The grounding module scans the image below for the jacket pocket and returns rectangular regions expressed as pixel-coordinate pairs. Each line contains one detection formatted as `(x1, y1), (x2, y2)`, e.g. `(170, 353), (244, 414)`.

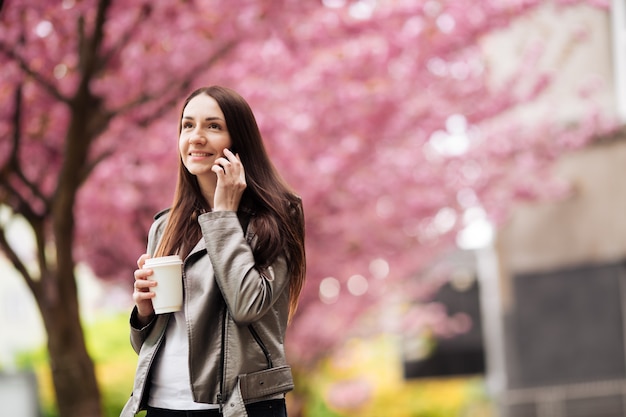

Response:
(248, 324), (273, 369)
(238, 365), (294, 401)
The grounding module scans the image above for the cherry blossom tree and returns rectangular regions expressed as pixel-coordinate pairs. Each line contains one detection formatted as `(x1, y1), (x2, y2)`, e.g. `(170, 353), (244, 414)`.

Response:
(0, 0), (614, 415)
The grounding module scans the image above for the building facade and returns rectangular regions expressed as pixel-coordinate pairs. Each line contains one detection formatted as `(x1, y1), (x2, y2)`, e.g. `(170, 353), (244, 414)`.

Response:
(480, 2), (626, 416)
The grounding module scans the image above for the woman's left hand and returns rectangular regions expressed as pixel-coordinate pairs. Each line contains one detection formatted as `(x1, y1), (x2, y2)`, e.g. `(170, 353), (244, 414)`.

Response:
(212, 148), (247, 211)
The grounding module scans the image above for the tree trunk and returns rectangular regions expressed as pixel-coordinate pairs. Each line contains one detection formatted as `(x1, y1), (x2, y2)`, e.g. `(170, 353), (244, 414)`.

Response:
(35, 87), (105, 415)
(39, 290), (102, 417)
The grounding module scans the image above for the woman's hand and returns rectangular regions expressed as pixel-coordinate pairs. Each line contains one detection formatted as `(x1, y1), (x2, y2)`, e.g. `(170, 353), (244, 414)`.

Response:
(211, 148), (246, 211)
(132, 253), (156, 326)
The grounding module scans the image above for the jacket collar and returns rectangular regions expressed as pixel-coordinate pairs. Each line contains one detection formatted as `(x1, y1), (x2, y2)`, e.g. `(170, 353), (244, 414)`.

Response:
(186, 237), (206, 261)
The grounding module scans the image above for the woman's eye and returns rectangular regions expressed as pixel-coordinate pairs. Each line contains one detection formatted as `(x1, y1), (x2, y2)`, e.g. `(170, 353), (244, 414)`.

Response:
(208, 123), (221, 130)
(182, 122), (193, 129)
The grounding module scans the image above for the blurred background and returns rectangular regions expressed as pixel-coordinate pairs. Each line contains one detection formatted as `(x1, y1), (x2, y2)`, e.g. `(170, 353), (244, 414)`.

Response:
(1, 0), (625, 416)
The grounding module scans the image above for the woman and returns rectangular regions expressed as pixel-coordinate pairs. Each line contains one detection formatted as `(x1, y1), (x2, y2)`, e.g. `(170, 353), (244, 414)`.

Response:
(121, 86), (306, 417)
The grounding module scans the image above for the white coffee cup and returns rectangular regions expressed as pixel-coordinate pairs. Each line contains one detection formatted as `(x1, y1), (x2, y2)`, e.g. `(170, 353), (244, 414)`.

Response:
(144, 255), (183, 314)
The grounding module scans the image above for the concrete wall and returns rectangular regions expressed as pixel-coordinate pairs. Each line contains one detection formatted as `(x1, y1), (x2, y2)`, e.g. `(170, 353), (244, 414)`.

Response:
(477, 4), (626, 416)
(497, 135), (626, 309)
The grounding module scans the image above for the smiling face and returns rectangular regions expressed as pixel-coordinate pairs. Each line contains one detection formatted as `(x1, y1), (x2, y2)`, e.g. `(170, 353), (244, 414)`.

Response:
(179, 93), (232, 186)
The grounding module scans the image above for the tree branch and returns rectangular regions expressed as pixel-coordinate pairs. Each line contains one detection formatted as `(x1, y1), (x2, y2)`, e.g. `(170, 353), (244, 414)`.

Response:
(0, 84), (51, 217)
(0, 43), (69, 104)
(79, 148), (115, 186)
(77, 0), (111, 88)
(113, 39), (239, 124)
(98, 3), (152, 69)
(0, 220), (39, 296)
(590, 125), (626, 146)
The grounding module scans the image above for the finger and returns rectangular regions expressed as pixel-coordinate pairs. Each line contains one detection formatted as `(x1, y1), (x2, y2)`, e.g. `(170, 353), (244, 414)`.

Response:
(137, 253), (150, 269)
(132, 290), (155, 304)
(221, 150), (242, 169)
(220, 160), (233, 172)
(134, 278), (156, 291)
(223, 149), (243, 168)
(223, 148), (235, 159)
(212, 163), (226, 176)
(134, 268), (152, 280)
(224, 152), (242, 173)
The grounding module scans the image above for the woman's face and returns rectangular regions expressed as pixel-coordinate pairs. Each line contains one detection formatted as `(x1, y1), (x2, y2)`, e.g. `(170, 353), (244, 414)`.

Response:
(179, 94), (232, 182)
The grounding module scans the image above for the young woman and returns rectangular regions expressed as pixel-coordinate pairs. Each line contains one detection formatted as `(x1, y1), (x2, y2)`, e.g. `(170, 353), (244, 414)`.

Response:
(121, 86), (306, 417)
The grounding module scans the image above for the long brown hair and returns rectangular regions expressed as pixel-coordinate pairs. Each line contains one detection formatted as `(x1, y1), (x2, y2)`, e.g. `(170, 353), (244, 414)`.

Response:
(155, 86), (306, 319)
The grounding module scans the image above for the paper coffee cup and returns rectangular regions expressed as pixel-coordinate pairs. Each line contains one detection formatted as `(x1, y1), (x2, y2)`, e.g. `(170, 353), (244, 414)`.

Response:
(144, 255), (183, 314)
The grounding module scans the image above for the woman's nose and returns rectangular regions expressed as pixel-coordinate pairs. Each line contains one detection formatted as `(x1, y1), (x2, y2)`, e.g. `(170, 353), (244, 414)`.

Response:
(189, 134), (206, 145)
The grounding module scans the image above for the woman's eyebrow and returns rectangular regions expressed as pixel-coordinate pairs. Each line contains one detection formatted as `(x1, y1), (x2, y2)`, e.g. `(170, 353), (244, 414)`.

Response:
(181, 115), (224, 122)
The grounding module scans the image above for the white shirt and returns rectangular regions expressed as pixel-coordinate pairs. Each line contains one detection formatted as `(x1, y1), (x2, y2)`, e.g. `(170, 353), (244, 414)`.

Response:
(148, 309), (219, 410)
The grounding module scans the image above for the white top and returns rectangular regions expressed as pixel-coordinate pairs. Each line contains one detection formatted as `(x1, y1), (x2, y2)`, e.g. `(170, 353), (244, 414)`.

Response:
(148, 309), (219, 410)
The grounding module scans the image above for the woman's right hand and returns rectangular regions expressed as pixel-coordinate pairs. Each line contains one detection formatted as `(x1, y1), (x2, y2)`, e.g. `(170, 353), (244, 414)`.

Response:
(132, 253), (156, 325)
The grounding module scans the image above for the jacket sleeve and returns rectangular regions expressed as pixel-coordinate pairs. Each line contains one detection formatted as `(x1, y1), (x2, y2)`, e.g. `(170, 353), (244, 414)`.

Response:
(128, 213), (167, 352)
(198, 211), (290, 325)
(129, 306), (156, 354)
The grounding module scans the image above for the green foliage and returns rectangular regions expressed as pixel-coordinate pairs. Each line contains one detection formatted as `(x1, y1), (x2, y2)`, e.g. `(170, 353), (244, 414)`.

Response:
(297, 335), (494, 417)
(303, 394), (344, 417)
(84, 312), (138, 417)
(14, 346), (48, 370)
(18, 314), (494, 417)
(17, 312), (137, 417)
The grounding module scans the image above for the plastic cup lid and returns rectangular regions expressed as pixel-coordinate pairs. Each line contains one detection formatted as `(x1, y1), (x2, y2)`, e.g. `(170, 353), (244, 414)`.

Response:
(144, 255), (183, 266)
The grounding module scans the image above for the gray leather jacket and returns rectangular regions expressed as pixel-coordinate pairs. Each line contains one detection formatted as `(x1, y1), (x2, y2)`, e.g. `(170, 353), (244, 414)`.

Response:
(120, 210), (294, 417)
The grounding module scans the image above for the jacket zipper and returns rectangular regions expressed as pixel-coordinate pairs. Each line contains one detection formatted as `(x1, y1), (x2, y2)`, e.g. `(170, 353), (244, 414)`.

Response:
(248, 324), (273, 369)
(218, 305), (227, 413)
